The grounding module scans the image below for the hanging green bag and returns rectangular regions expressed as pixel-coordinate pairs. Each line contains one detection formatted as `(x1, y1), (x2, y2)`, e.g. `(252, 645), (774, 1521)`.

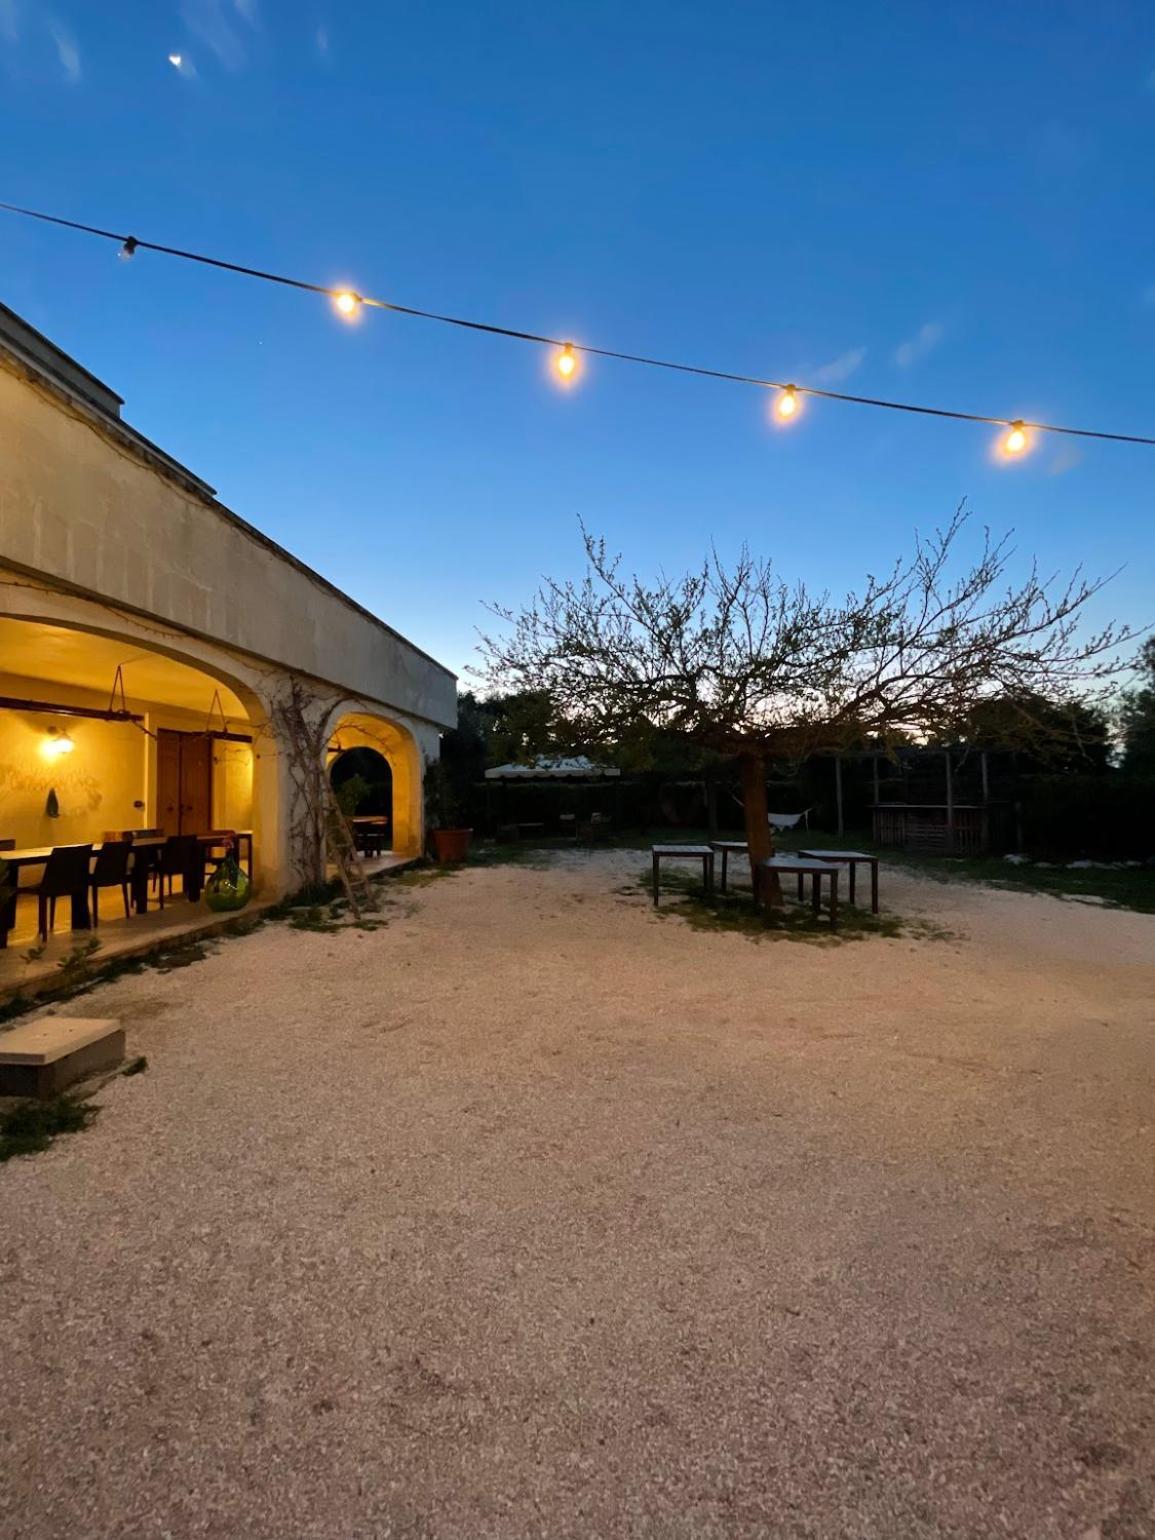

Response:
(204, 853), (251, 912)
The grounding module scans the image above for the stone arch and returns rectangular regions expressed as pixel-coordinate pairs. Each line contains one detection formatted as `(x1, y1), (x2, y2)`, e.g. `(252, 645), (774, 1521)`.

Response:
(0, 576), (293, 890)
(323, 706), (427, 859)
(329, 745), (392, 820)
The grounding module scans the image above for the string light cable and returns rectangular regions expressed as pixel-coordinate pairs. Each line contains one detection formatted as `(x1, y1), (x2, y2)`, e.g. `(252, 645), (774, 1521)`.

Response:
(2, 198), (1152, 453)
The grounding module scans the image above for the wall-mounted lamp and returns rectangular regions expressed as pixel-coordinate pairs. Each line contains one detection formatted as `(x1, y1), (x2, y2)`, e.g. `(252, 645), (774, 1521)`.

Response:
(41, 726), (75, 759)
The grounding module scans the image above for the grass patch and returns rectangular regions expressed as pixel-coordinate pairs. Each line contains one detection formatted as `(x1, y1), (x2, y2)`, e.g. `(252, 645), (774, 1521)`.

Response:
(777, 832), (1155, 914)
(0, 1095), (99, 1163)
(469, 841), (558, 870)
(585, 824), (1155, 915)
(288, 904), (344, 933)
(635, 864), (949, 945)
(391, 863), (459, 888)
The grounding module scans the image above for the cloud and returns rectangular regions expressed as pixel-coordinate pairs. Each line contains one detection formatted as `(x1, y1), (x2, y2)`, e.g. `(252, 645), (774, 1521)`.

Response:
(0, 0), (18, 44)
(810, 346), (867, 386)
(48, 18), (79, 81)
(168, 50), (197, 77)
(180, 0), (257, 69)
(894, 321), (943, 368)
(1046, 442), (1083, 477)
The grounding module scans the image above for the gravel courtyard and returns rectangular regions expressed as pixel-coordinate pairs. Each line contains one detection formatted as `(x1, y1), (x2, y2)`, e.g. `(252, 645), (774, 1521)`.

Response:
(1, 851), (1152, 1539)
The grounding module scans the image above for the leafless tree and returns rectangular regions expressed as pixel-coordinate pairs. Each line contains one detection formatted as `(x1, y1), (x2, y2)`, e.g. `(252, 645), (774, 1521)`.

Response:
(480, 505), (1129, 901)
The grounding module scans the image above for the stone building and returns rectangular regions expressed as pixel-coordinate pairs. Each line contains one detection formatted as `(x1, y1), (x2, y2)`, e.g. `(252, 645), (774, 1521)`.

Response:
(0, 301), (456, 905)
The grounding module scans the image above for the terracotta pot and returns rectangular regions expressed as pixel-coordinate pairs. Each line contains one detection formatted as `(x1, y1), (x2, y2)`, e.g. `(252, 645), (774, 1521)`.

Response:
(431, 827), (472, 864)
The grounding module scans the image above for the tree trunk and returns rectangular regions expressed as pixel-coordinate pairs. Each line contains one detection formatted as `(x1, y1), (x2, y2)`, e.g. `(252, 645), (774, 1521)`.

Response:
(739, 751), (781, 907)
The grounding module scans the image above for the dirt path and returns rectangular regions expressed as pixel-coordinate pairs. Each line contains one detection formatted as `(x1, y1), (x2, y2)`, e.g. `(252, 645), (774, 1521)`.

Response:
(1, 853), (1152, 1539)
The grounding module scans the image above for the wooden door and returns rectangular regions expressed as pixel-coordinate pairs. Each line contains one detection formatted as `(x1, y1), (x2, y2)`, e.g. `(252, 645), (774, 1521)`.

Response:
(156, 730), (183, 836)
(156, 730), (213, 835)
(180, 735), (213, 835)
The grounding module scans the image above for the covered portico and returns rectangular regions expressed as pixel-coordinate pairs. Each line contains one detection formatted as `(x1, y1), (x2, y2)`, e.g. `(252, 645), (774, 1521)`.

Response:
(0, 300), (456, 984)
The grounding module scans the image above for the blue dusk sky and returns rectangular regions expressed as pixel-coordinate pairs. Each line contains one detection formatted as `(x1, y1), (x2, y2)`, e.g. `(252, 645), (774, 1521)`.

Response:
(1, 0), (1153, 681)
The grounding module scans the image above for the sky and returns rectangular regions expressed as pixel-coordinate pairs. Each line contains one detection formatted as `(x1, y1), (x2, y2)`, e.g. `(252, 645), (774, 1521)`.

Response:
(1, 0), (1153, 682)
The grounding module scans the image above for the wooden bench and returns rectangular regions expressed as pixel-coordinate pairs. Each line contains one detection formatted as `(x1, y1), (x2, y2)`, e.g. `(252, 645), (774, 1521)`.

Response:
(0, 1017), (124, 1098)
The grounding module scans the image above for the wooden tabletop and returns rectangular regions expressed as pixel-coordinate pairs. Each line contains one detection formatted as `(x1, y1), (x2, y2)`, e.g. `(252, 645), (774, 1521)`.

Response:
(759, 856), (840, 874)
(799, 848), (876, 863)
(1, 832), (252, 867)
(652, 844), (715, 856)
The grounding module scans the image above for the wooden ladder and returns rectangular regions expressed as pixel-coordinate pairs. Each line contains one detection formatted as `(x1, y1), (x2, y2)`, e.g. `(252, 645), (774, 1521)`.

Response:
(321, 780), (377, 920)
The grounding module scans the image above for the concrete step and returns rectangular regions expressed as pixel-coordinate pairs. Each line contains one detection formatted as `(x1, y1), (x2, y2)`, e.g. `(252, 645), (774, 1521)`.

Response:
(0, 1017), (124, 1098)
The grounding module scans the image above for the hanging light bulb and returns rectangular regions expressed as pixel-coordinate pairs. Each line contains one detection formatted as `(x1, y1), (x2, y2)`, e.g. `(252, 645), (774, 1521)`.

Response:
(332, 290), (362, 320)
(119, 237), (138, 261)
(555, 343), (579, 381)
(774, 384), (801, 421)
(1002, 420), (1029, 456)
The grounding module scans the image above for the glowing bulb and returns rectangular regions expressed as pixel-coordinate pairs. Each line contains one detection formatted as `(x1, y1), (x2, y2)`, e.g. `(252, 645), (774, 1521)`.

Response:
(774, 384), (801, 421)
(555, 343), (578, 381)
(1003, 420), (1028, 456)
(333, 290), (361, 319)
(42, 728), (74, 759)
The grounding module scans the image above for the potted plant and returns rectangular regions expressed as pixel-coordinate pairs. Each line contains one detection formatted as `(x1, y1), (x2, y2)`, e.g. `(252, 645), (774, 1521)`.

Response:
(425, 760), (472, 863)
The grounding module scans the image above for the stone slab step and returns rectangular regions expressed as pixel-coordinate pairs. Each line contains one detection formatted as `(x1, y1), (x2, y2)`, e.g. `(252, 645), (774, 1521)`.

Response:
(0, 1017), (124, 1098)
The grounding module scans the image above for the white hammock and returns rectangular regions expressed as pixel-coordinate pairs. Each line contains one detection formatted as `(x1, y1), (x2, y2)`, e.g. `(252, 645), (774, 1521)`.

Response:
(769, 809), (811, 831)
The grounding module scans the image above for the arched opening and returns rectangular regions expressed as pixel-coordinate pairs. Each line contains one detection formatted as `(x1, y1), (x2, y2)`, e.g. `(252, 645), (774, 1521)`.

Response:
(329, 746), (393, 841)
(324, 710), (424, 860)
(0, 616), (256, 845)
(0, 607), (270, 952)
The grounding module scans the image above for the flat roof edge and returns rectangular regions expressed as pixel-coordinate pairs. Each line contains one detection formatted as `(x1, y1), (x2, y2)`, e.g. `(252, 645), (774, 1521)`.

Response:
(0, 338), (458, 686)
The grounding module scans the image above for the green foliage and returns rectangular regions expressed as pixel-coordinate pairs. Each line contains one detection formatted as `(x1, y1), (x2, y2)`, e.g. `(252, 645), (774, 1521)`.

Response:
(423, 758), (461, 830)
(1120, 638), (1155, 776)
(55, 937), (101, 985)
(0, 1096), (99, 1163)
(957, 692), (1112, 772)
(334, 772), (372, 818)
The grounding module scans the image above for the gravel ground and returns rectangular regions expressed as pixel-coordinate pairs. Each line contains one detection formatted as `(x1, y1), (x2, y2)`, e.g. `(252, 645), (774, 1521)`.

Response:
(1, 851), (1152, 1540)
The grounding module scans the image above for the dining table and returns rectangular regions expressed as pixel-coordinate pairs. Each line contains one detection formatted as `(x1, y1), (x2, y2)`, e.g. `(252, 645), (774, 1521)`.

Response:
(0, 837), (166, 949)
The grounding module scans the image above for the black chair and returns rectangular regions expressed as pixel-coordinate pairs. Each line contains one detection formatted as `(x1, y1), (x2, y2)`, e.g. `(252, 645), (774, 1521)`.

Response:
(25, 844), (93, 942)
(89, 840), (132, 926)
(156, 835), (203, 907)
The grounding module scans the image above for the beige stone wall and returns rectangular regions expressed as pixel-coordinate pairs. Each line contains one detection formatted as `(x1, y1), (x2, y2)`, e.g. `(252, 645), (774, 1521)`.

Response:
(0, 358), (456, 733)
(0, 338), (458, 895)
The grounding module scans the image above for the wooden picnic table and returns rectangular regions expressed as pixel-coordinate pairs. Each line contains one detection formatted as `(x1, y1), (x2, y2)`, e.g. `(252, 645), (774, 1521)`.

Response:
(798, 848), (879, 913)
(651, 844), (715, 906)
(758, 856), (840, 929)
